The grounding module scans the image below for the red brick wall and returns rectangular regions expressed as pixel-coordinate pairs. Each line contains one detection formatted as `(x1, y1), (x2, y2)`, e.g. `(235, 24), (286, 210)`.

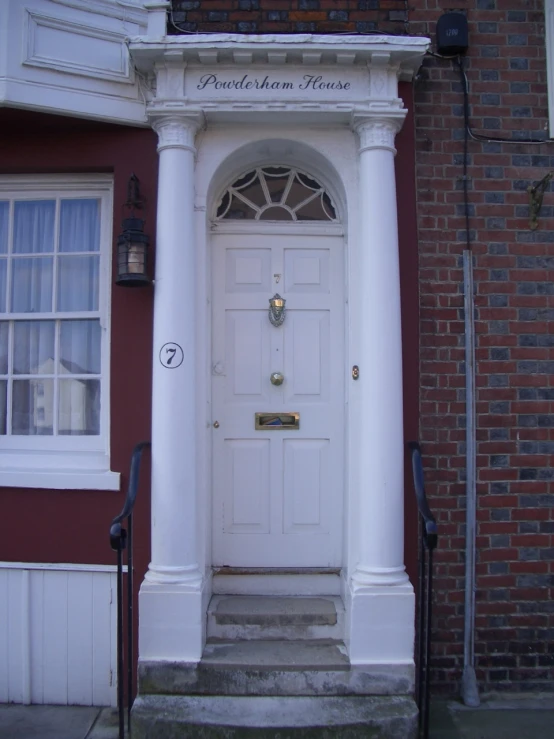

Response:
(411, 0), (554, 694)
(168, 0), (554, 694)
(169, 0), (408, 33)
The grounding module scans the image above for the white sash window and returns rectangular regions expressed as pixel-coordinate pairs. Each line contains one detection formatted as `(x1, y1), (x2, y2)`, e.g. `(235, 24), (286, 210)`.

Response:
(0, 176), (118, 490)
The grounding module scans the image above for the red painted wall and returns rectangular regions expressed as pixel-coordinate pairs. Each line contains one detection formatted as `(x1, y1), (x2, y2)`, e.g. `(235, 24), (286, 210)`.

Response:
(397, 84), (421, 588)
(0, 110), (157, 588)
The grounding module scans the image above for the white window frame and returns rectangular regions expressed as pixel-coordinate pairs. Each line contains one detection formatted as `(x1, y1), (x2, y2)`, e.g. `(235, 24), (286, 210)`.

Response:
(0, 174), (119, 490)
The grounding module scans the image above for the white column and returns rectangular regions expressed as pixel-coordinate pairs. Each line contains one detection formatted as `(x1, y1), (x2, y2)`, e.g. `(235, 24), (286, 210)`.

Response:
(139, 114), (205, 663)
(348, 115), (415, 668)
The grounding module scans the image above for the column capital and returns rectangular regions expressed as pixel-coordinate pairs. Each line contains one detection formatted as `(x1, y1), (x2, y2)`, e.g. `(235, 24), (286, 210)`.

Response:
(351, 114), (406, 155)
(151, 113), (203, 154)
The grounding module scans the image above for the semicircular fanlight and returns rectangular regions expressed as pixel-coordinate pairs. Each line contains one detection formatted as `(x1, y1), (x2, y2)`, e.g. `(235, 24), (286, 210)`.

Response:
(215, 167), (337, 222)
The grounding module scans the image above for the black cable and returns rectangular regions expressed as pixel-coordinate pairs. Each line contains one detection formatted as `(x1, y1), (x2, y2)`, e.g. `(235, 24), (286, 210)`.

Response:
(455, 55), (548, 145)
(457, 56), (472, 254)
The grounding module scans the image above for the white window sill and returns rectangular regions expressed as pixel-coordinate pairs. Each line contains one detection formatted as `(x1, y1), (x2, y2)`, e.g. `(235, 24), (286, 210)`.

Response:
(0, 469), (121, 491)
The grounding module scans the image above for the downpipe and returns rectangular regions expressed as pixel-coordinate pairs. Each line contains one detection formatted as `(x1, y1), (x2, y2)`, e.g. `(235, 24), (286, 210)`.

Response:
(461, 250), (480, 707)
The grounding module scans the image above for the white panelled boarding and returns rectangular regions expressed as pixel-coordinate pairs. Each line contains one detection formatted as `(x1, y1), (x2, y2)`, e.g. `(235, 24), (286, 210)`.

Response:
(0, 563), (117, 706)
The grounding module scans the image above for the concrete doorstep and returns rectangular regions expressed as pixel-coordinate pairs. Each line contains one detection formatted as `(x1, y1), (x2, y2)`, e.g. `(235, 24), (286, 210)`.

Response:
(2, 693), (554, 739)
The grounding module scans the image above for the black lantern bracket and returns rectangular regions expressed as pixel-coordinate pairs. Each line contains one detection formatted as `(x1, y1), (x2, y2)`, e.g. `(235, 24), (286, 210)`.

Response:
(116, 174), (152, 287)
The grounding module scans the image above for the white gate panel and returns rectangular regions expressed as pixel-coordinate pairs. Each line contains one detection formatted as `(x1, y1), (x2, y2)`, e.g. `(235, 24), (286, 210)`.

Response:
(0, 563), (117, 706)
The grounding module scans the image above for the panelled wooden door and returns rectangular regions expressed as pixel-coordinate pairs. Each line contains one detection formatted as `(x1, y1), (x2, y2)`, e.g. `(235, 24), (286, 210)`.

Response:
(212, 230), (345, 567)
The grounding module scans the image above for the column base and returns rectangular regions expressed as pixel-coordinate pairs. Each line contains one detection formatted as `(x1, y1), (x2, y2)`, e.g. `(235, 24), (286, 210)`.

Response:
(347, 579), (415, 666)
(139, 576), (209, 662)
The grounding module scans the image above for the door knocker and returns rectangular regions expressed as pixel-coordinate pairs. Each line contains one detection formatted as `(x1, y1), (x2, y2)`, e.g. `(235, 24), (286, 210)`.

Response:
(268, 294), (286, 327)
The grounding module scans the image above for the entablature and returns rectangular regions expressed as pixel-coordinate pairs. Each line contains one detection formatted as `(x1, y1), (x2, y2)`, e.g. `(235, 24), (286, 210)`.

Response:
(129, 33), (429, 127)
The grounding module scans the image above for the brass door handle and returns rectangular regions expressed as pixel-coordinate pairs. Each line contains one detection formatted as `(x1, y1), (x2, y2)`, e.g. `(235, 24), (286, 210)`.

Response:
(213, 421), (220, 428)
(270, 372), (284, 386)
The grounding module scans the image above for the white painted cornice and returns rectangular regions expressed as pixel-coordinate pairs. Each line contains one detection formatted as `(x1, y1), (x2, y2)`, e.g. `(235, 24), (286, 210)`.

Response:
(130, 34), (430, 81)
(129, 33), (429, 126)
(51, 0), (148, 24)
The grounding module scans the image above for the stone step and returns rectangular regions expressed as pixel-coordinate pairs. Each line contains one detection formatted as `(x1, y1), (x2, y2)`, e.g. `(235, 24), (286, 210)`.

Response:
(131, 694), (418, 738)
(138, 640), (414, 697)
(207, 595), (345, 641)
(212, 568), (341, 596)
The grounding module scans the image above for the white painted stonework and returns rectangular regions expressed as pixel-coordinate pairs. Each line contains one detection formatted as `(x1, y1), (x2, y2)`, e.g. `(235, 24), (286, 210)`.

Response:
(130, 23), (429, 671)
(0, 0), (149, 124)
(0, 0), (430, 680)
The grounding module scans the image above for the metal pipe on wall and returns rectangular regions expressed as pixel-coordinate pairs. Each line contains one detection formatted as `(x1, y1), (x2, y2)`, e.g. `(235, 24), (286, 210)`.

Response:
(461, 249), (480, 707)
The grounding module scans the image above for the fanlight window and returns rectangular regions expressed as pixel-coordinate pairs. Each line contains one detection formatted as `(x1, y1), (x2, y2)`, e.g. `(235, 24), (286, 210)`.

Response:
(216, 167), (337, 222)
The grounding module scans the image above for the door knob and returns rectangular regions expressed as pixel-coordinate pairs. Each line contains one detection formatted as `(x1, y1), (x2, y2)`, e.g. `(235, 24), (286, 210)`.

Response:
(270, 372), (284, 386)
(213, 421), (220, 428)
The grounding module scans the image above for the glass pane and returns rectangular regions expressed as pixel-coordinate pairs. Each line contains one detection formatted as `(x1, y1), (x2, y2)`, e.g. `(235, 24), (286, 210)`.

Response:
(286, 178), (318, 209)
(262, 166), (290, 177)
(0, 202), (8, 254)
(57, 255), (99, 311)
(12, 378), (54, 435)
(233, 170), (258, 190)
(13, 201), (55, 254)
(0, 380), (6, 434)
(216, 191), (231, 218)
(225, 195), (257, 220)
(296, 172), (321, 190)
(11, 257), (53, 312)
(60, 320), (101, 375)
(236, 175), (267, 208)
(59, 378), (100, 435)
(14, 321), (55, 375)
(60, 199), (100, 253)
(295, 195), (329, 221)
(260, 206), (294, 221)
(0, 258), (6, 313)
(264, 175), (290, 204)
(0, 323), (7, 374)
(322, 191), (336, 220)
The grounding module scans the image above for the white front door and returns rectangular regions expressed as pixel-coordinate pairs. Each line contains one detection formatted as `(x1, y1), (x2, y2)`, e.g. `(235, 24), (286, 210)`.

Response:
(212, 229), (345, 567)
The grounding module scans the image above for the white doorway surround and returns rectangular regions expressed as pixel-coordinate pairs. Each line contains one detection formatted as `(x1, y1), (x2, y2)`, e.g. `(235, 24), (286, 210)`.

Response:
(130, 22), (429, 672)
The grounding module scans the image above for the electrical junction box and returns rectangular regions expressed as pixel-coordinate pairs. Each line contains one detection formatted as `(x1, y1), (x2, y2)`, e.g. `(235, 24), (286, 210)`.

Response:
(436, 12), (469, 56)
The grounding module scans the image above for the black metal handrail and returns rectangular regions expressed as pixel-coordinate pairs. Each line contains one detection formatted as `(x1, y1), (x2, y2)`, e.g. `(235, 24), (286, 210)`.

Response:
(408, 441), (438, 739)
(110, 441), (151, 739)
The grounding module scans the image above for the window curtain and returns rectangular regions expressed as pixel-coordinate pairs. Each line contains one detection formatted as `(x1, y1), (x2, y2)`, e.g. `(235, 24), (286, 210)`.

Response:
(9, 199), (101, 436)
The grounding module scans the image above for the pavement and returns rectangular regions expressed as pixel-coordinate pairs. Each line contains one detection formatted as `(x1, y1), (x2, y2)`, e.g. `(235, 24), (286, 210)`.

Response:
(1, 694), (554, 738)
(429, 694), (554, 739)
(0, 705), (121, 739)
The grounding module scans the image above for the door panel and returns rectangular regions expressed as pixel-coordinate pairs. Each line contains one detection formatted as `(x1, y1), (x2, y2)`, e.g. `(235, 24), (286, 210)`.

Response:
(212, 232), (344, 567)
(226, 311), (271, 401)
(285, 311), (329, 401)
(224, 439), (270, 533)
(283, 438), (329, 531)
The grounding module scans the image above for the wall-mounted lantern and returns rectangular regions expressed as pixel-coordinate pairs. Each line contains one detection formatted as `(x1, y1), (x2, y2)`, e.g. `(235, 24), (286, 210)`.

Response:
(116, 174), (151, 287)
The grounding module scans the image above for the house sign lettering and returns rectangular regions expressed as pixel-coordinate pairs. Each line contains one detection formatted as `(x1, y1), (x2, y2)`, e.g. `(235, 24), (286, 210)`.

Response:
(197, 73), (352, 92)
